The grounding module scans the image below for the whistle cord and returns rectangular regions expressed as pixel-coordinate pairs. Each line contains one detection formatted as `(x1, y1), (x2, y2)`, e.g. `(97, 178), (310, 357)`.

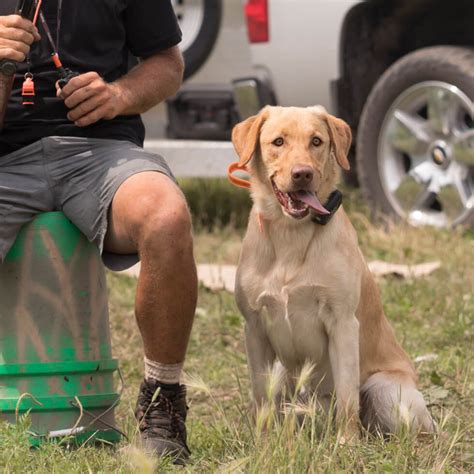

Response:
(56, 0), (63, 52)
(31, 1), (79, 91)
(38, 10), (57, 56)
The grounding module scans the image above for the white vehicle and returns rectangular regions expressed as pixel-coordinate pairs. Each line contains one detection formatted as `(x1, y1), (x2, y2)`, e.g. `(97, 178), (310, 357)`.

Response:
(170, 0), (223, 80)
(147, 0), (474, 228)
(245, 0), (474, 228)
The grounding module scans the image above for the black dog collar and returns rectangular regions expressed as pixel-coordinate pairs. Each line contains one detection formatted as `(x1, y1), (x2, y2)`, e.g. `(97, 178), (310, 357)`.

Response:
(310, 189), (343, 225)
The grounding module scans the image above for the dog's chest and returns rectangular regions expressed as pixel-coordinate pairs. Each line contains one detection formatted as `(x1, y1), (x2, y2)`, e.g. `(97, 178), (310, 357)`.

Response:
(257, 282), (332, 369)
(238, 216), (360, 371)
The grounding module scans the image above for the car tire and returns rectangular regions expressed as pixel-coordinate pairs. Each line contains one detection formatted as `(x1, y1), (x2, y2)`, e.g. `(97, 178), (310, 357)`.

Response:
(356, 46), (474, 227)
(173, 0), (222, 80)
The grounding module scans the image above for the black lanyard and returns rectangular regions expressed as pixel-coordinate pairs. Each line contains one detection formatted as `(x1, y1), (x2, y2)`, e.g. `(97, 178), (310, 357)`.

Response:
(21, 0), (78, 106)
(37, 1), (78, 88)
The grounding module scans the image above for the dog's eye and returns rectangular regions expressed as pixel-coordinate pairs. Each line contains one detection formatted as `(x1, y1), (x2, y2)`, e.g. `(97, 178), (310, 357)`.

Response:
(272, 137), (284, 146)
(312, 137), (322, 147)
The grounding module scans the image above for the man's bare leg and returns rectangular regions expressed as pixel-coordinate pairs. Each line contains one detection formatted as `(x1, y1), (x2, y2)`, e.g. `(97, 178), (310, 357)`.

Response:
(104, 171), (197, 462)
(105, 171), (197, 363)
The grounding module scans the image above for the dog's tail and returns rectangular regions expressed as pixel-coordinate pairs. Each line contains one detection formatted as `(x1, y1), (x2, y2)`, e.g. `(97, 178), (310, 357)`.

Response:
(360, 371), (436, 434)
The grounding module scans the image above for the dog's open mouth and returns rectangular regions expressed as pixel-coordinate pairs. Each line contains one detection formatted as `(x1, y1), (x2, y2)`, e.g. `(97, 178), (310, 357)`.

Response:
(272, 181), (330, 219)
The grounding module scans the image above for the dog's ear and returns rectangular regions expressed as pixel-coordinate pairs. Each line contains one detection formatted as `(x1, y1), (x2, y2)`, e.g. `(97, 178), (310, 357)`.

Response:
(232, 108), (269, 167)
(324, 114), (352, 171)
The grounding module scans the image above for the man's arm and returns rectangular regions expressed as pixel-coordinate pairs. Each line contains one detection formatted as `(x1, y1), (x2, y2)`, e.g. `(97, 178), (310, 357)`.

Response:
(58, 45), (184, 128)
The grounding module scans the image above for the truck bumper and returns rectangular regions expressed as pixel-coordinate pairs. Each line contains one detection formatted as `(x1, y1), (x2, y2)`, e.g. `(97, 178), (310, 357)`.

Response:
(144, 139), (237, 178)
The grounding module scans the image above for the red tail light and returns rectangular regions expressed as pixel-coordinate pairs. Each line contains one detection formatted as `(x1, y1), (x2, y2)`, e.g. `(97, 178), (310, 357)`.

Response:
(245, 0), (269, 43)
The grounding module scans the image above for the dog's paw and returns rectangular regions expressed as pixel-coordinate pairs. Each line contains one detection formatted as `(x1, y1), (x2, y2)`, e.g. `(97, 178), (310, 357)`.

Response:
(338, 420), (360, 445)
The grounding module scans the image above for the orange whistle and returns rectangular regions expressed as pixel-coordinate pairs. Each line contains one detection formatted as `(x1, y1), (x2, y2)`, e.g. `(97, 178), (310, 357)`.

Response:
(22, 76), (35, 106)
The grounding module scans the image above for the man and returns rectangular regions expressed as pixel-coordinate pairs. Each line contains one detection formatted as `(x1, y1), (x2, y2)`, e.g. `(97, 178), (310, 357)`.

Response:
(0, 0), (197, 464)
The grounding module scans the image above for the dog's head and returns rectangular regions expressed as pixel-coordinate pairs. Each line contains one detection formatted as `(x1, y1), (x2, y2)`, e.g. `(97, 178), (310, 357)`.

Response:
(232, 106), (351, 220)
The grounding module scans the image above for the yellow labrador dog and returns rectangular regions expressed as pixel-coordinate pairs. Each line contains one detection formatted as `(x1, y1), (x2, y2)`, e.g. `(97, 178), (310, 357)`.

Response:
(231, 105), (435, 436)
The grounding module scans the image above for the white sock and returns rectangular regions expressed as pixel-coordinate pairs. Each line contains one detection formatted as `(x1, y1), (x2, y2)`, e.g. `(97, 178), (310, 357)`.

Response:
(144, 357), (183, 385)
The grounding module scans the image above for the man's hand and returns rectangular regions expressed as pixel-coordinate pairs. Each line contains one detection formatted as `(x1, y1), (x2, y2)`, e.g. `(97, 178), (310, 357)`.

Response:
(57, 72), (129, 127)
(58, 46), (183, 126)
(0, 15), (40, 63)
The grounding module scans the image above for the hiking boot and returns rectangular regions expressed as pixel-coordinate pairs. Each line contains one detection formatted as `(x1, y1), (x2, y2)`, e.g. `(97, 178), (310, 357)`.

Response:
(135, 379), (191, 465)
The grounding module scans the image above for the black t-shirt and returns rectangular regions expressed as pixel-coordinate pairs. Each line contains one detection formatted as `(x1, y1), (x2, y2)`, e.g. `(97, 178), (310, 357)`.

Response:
(0, 0), (181, 157)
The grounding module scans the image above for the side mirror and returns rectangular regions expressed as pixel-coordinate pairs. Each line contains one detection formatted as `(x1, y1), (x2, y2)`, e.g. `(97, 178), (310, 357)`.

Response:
(232, 76), (276, 120)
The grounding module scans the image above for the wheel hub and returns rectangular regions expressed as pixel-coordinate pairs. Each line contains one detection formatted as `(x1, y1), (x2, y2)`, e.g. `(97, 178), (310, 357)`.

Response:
(378, 81), (474, 227)
(430, 142), (449, 167)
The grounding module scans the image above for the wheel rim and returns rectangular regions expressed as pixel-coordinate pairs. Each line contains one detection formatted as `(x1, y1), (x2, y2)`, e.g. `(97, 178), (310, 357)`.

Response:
(172, 0), (205, 52)
(378, 81), (474, 227)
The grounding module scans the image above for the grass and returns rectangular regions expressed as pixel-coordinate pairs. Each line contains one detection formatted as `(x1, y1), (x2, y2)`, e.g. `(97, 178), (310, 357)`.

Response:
(1, 182), (473, 472)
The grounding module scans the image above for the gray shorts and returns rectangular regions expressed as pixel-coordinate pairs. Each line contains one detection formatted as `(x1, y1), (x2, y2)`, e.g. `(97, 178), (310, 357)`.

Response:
(0, 136), (176, 270)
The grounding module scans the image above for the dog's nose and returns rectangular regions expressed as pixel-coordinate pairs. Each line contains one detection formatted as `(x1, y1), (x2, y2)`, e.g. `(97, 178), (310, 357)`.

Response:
(291, 165), (314, 187)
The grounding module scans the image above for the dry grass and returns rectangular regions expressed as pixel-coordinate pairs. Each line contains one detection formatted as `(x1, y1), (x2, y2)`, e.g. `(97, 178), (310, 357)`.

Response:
(1, 184), (473, 472)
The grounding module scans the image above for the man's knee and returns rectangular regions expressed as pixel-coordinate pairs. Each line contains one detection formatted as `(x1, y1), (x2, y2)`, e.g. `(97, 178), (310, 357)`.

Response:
(106, 172), (194, 255)
(138, 193), (193, 255)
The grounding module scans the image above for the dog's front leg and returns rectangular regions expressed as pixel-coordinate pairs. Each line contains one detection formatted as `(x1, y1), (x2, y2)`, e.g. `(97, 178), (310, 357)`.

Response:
(245, 319), (276, 408)
(327, 314), (360, 439)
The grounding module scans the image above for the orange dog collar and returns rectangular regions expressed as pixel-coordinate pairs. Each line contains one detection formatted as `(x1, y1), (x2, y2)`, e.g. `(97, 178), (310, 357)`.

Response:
(227, 161), (251, 189)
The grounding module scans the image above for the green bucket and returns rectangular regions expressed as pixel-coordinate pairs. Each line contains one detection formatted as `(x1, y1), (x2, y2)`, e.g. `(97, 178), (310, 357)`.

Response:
(0, 212), (121, 445)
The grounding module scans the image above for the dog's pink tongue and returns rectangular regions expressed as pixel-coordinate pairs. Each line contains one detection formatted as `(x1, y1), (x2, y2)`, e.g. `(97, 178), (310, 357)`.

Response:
(293, 191), (330, 215)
